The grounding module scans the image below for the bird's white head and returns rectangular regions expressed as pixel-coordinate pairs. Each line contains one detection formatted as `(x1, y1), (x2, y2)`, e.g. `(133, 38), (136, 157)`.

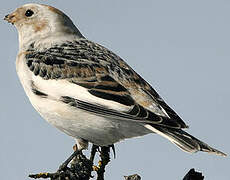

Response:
(4, 3), (84, 50)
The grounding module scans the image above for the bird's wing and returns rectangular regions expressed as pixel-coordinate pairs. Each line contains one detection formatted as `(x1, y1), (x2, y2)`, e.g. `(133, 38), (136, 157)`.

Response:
(25, 39), (188, 129)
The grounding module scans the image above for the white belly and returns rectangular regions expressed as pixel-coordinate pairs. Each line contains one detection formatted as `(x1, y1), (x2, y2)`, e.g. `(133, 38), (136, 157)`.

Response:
(31, 97), (151, 145)
(16, 53), (151, 146)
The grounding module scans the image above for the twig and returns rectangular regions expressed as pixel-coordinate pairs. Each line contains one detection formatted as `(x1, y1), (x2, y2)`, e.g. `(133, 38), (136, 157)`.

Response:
(29, 152), (93, 180)
(29, 172), (63, 179)
(124, 174), (141, 180)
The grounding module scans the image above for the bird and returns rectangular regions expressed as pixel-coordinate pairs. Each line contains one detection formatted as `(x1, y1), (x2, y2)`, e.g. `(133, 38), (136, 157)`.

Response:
(4, 3), (226, 160)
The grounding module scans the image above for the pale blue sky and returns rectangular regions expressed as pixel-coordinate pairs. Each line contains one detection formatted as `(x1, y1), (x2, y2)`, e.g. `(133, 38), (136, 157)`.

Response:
(0, 0), (229, 179)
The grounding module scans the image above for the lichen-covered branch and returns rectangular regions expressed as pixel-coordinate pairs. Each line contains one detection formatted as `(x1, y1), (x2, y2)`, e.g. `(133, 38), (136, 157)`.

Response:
(124, 174), (141, 180)
(29, 152), (93, 180)
(29, 149), (204, 180)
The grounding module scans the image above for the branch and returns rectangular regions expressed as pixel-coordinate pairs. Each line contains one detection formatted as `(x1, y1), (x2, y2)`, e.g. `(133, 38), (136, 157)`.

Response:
(124, 174), (141, 180)
(29, 149), (204, 180)
(183, 168), (204, 180)
(29, 152), (93, 180)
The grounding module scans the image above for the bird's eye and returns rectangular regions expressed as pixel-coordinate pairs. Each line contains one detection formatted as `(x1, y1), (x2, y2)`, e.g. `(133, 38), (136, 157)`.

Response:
(25, 9), (34, 17)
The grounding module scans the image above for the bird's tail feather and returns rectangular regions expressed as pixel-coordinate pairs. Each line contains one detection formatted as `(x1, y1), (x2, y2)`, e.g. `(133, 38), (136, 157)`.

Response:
(145, 124), (227, 157)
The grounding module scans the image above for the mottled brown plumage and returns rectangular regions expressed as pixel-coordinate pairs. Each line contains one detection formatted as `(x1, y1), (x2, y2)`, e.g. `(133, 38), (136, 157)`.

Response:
(25, 39), (188, 129)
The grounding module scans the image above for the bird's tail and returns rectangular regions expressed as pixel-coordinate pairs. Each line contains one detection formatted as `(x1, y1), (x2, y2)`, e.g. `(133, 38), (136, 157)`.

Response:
(145, 124), (227, 157)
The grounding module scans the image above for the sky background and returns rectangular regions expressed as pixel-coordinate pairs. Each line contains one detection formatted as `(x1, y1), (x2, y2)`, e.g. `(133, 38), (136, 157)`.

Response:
(0, 0), (229, 179)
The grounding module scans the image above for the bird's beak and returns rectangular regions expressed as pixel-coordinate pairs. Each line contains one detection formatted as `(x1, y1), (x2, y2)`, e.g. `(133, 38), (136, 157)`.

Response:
(4, 13), (16, 24)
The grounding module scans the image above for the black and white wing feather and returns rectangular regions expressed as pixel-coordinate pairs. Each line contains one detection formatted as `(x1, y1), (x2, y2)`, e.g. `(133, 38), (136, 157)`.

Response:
(25, 39), (187, 129)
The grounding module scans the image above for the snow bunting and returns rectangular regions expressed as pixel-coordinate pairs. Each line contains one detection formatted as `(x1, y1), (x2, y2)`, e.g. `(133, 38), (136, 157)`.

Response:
(4, 3), (226, 156)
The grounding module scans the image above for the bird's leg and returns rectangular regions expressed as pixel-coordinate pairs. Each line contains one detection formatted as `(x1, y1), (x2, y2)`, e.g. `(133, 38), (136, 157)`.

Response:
(90, 144), (99, 162)
(73, 144), (78, 152)
(96, 145), (114, 180)
(110, 144), (116, 159)
(91, 145), (100, 172)
(93, 144), (115, 172)
(58, 144), (81, 172)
